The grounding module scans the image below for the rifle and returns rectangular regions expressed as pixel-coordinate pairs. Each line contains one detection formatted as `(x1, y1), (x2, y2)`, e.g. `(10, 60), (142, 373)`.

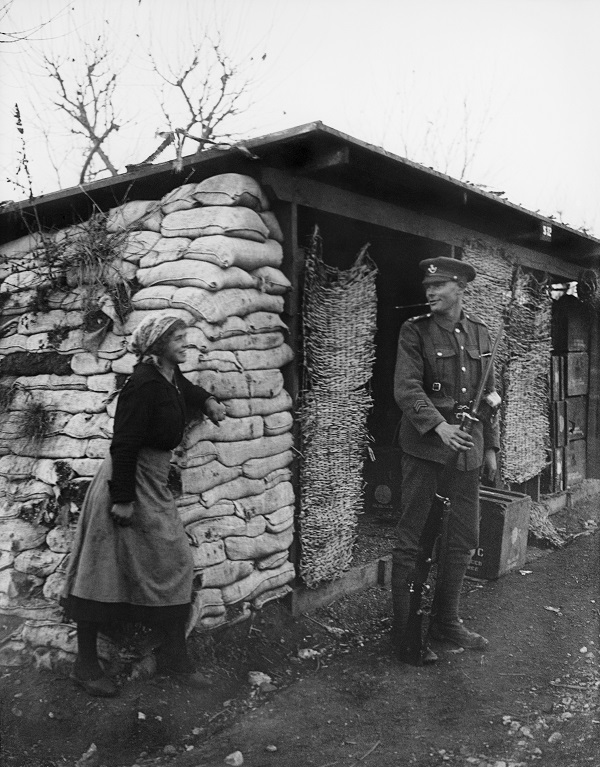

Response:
(400, 326), (503, 666)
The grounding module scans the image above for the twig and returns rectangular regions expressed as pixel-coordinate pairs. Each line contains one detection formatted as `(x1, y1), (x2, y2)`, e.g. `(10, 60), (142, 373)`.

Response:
(350, 740), (381, 765)
(302, 612), (343, 635)
(550, 681), (589, 690)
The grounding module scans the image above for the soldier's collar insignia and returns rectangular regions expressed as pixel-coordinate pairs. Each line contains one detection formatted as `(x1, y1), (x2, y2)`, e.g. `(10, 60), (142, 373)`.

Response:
(428, 264), (437, 274)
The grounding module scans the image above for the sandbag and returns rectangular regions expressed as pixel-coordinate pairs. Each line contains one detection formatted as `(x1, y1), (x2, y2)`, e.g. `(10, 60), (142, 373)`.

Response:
(111, 354), (136, 375)
(181, 462), (242, 495)
(138, 236), (191, 269)
(192, 174), (269, 211)
(0, 456), (54, 480)
(263, 411), (294, 436)
(10, 389), (107, 414)
(185, 235), (283, 270)
(187, 514), (265, 545)
(1, 269), (50, 293)
(188, 590), (226, 627)
(14, 374), (87, 391)
(253, 584), (292, 610)
(175, 440), (218, 469)
(264, 505), (294, 534)
(256, 550), (290, 571)
(259, 211), (284, 242)
(96, 332), (128, 360)
(200, 475), (267, 507)
(0, 233), (43, 260)
(131, 285), (178, 310)
(160, 184), (198, 215)
(251, 266), (292, 295)
(223, 390), (293, 418)
(71, 458), (103, 477)
(106, 200), (163, 233)
(234, 344), (294, 371)
(10, 435), (89, 459)
(197, 559), (254, 588)
(21, 621), (77, 654)
(86, 438), (110, 459)
(86, 374), (117, 393)
(119, 231), (162, 263)
(245, 312), (288, 335)
(170, 287), (284, 324)
(137, 261), (258, 292)
(62, 413), (112, 439)
(182, 415), (264, 448)
(46, 526), (76, 553)
(242, 449), (293, 479)
(214, 433), (293, 467)
(0, 519), (47, 552)
(194, 351), (242, 373)
(233, 482), (295, 520)
(211, 331), (285, 353)
(224, 531), (294, 562)
(0, 289), (37, 316)
(188, 369), (284, 400)
(17, 310), (83, 336)
(197, 315), (249, 341)
(161, 207), (269, 242)
(220, 562), (294, 605)
(13, 549), (65, 577)
(178, 499), (235, 526)
(190, 540), (226, 569)
(42, 571), (67, 602)
(70, 353), (112, 376)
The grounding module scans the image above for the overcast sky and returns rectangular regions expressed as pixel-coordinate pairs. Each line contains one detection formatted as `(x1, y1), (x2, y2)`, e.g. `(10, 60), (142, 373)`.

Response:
(1, 0), (599, 237)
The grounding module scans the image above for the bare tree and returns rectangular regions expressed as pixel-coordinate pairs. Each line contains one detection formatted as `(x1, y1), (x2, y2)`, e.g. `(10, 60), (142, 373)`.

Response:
(138, 33), (253, 170)
(40, 38), (123, 183)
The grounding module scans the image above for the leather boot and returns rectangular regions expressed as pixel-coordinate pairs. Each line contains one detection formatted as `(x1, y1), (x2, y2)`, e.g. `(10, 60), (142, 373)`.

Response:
(429, 550), (488, 651)
(391, 563), (437, 666)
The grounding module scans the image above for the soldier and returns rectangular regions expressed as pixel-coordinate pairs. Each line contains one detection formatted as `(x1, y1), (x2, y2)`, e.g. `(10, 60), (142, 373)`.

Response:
(392, 256), (500, 664)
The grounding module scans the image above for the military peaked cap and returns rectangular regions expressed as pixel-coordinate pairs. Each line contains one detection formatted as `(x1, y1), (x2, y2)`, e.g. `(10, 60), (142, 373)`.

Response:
(419, 257), (477, 285)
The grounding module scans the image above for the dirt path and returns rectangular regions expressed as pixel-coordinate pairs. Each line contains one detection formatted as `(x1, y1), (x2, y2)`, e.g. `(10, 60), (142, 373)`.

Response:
(1, 496), (598, 767)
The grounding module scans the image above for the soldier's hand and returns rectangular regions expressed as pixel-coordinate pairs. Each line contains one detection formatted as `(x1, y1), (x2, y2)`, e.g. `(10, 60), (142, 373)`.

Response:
(481, 448), (497, 483)
(435, 422), (474, 452)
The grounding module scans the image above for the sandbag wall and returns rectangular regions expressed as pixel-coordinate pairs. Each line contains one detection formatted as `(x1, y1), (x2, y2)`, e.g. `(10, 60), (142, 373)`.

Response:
(0, 174), (296, 666)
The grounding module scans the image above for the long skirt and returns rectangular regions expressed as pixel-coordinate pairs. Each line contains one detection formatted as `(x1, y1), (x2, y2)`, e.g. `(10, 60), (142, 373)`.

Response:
(61, 448), (193, 624)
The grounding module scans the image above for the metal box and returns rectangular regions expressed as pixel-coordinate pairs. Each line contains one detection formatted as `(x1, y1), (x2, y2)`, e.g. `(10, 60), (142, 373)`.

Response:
(467, 489), (531, 580)
(363, 446), (402, 518)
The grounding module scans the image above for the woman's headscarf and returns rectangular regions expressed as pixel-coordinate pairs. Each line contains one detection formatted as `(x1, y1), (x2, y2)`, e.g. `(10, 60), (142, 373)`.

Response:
(129, 312), (187, 357)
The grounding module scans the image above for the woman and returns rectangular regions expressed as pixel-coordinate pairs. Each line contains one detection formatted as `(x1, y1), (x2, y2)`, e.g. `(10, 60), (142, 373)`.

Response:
(62, 312), (226, 697)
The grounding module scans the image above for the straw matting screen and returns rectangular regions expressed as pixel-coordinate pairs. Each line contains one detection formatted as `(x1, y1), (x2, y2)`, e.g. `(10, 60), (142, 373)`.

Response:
(299, 231), (377, 587)
(462, 241), (551, 484)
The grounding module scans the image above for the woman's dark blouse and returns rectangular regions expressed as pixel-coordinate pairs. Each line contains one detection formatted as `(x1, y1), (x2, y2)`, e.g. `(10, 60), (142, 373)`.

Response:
(108, 362), (212, 503)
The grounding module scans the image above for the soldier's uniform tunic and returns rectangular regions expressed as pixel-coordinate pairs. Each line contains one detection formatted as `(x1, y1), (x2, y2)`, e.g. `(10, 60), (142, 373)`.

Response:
(393, 310), (500, 581)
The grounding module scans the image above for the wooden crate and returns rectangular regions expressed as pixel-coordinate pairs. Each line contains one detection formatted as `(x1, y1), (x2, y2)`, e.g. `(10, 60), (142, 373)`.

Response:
(467, 489), (531, 580)
(565, 352), (589, 397)
(566, 396), (587, 441)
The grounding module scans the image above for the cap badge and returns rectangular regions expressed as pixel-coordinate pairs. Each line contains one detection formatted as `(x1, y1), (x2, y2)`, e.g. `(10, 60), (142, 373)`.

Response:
(427, 264), (437, 274)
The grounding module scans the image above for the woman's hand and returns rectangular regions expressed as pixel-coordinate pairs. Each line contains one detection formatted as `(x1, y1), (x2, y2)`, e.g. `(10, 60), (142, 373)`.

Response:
(434, 421), (474, 452)
(110, 502), (134, 527)
(205, 397), (227, 425)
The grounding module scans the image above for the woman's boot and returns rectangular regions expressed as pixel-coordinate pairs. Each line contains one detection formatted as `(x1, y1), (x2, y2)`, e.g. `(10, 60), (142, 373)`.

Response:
(71, 621), (118, 697)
